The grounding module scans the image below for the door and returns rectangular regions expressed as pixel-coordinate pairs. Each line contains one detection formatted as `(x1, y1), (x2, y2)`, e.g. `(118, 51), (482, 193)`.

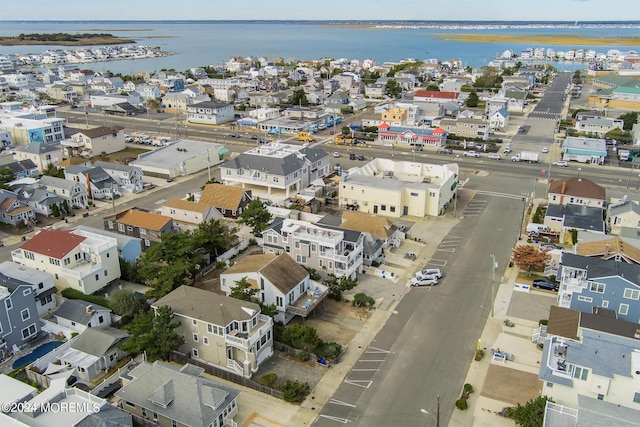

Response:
(373, 205), (378, 214)
(403, 206), (409, 215)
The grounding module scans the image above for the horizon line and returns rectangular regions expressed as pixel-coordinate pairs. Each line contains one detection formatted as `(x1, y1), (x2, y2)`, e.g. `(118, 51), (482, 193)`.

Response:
(1, 19), (640, 23)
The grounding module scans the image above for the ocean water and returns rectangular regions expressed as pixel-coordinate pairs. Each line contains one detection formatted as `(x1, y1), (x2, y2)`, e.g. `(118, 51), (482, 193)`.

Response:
(1, 21), (638, 74)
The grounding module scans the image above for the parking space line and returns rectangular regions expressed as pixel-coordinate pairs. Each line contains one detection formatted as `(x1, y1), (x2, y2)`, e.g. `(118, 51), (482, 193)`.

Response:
(351, 369), (379, 372)
(318, 414), (351, 423)
(366, 346), (390, 354)
(356, 359), (385, 362)
(328, 399), (356, 408)
(427, 259), (447, 267)
(436, 248), (455, 252)
(344, 380), (371, 388)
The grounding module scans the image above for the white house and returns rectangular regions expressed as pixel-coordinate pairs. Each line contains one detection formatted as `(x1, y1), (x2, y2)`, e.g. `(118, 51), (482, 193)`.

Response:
(54, 299), (112, 334)
(220, 253), (329, 325)
(61, 126), (126, 157)
(186, 101), (234, 125)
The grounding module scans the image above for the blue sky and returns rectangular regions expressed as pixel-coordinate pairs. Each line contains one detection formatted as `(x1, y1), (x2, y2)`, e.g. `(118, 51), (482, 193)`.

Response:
(4, 0), (640, 21)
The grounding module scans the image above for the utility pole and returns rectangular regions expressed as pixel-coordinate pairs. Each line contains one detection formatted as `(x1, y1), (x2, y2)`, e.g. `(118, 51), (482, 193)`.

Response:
(111, 183), (116, 213)
(436, 394), (440, 427)
(491, 254), (497, 317)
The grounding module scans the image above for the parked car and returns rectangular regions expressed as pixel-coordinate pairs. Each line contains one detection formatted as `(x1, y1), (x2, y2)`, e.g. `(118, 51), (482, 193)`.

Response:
(416, 268), (443, 279)
(488, 154), (501, 160)
(334, 163), (341, 171)
(411, 276), (439, 287)
(503, 146), (513, 154)
(333, 152), (340, 158)
(250, 135), (259, 140)
(463, 151), (480, 157)
(532, 279), (558, 291)
(228, 133), (241, 138)
(383, 143), (394, 148)
(541, 146), (549, 153)
(553, 160), (568, 167)
(358, 155), (365, 161)
(349, 153), (356, 160)
(437, 148), (452, 155)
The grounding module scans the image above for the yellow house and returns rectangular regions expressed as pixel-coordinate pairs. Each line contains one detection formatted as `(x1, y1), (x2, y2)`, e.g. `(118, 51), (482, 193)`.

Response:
(339, 158), (458, 218)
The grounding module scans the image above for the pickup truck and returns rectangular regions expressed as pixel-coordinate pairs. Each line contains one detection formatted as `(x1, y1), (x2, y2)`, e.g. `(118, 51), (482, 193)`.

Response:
(463, 151), (480, 157)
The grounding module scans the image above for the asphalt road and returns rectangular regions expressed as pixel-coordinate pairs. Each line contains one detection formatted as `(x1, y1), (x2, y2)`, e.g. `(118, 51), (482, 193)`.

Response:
(529, 73), (572, 120)
(314, 179), (526, 427)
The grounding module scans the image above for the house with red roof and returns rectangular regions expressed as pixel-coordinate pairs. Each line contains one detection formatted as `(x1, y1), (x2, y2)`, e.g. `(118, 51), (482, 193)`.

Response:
(376, 124), (447, 148)
(413, 90), (463, 104)
(12, 228), (120, 295)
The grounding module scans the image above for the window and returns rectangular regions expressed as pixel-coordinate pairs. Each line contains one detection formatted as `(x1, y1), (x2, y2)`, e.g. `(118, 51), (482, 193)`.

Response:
(572, 366), (588, 381)
(276, 296), (283, 307)
(21, 308), (30, 321)
(23, 288), (32, 296)
(21, 324), (36, 339)
(141, 408), (147, 417)
(49, 258), (60, 266)
(95, 274), (99, 281)
(311, 244), (316, 252)
(107, 220), (114, 229)
(118, 224), (124, 232)
(577, 296), (592, 303)
(288, 292), (294, 304)
(192, 348), (199, 357)
(634, 392), (640, 404)
(192, 319), (197, 326)
(381, 205), (386, 211)
(104, 269), (108, 277)
(173, 421), (178, 427)
(623, 288), (640, 300)
(296, 255), (307, 264)
(144, 239), (151, 247)
(126, 401), (136, 408)
(5, 298), (11, 310)
(390, 206), (396, 213)
(140, 228), (146, 235)
(207, 323), (213, 333)
(602, 300), (609, 308)
(295, 241), (300, 249)
(589, 282), (605, 293)
(619, 303), (629, 316)
(203, 337), (209, 345)
(285, 246), (291, 253)
(429, 192), (436, 197)
(63, 257), (70, 266)
(24, 251), (35, 260)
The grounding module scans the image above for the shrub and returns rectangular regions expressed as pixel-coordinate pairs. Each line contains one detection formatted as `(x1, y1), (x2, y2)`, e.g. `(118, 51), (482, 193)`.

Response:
(463, 383), (474, 394)
(281, 380), (310, 404)
(298, 351), (310, 362)
(258, 373), (278, 388)
(474, 349), (485, 361)
(61, 288), (110, 308)
(316, 341), (342, 360)
(352, 292), (375, 308)
(539, 319), (548, 326)
(455, 398), (468, 410)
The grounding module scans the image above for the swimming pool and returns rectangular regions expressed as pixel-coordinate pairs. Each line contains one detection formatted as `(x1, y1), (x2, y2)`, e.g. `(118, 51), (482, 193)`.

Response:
(12, 341), (64, 370)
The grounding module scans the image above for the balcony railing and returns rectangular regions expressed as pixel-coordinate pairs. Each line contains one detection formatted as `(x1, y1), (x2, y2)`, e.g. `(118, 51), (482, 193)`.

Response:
(286, 284), (329, 317)
(227, 359), (243, 375)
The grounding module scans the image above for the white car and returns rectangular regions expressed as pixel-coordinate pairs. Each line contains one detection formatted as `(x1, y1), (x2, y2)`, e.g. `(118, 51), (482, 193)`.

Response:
(542, 147), (549, 153)
(487, 154), (501, 160)
(383, 143), (394, 148)
(503, 146), (513, 154)
(416, 268), (443, 279)
(553, 160), (568, 167)
(333, 152), (340, 158)
(410, 276), (439, 287)
(463, 151), (480, 157)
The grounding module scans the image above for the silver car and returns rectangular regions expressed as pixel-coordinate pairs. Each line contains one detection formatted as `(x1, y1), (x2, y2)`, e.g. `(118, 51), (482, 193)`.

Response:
(411, 276), (439, 287)
(416, 268), (443, 279)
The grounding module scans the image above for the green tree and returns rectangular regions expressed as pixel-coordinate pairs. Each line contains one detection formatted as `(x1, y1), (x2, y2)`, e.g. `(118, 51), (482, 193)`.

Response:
(62, 199), (70, 213)
(229, 277), (259, 301)
(281, 380), (310, 403)
(385, 79), (402, 98)
(511, 396), (553, 427)
(425, 84), (440, 91)
(110, 289), (143, 318)
(473, 67), (502, 89)
(192, 219), (233, 259)
(121, 306), (184, 361)
(466, 91), (479, 108)
(240, 199), (272, 236)
(280, 324), (321, 350)
(0, 167), (15, 190)
(290, 89), (308, 107)
(259, 303), (279, 318)
(51, 204), (61, 218)
(618, 111), (638, 131)
(324, 274), (358, 301)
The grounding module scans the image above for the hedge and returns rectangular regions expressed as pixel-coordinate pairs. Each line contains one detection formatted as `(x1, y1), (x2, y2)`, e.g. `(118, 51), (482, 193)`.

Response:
(61, 288), (110, 308)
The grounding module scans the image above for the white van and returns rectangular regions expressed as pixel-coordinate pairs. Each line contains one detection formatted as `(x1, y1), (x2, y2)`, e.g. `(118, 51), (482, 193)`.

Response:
(526, 223), (550, 234)
(416, 268), (443, 279)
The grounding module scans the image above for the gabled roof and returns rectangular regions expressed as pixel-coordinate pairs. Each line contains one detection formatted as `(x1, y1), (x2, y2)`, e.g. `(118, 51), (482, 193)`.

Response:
(20, 229), (86, 258)
(221, 152), (305, 176)
(162, 198), (211, 214)
(92, 160), (138, 174)
(338, 211), (397, 239)
(199, 184), (250, 211)
(39, 175), (82, 192)
(560, 252), (640, 286)
(153, 285), (260, 326)
(223, 253), (308, 294)
(107, 208), (172, 231)
(13, 142), (62, 155)
(72, 126), (124, 139)
(577, 236), (640, 264)
(548, 177), (606, 201)
(608, 199), (640, 217)
(546, 306), (580, 340)
(190, 101), (232, 109)
(71, 327), (129, 357)
(55, 299), (110, 325)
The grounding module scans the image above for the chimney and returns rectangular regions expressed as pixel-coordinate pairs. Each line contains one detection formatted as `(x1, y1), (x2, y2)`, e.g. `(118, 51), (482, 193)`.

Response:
(86, 304), (94, 314)
(85, 173), (92, 199)
(561, 181), (566, 194)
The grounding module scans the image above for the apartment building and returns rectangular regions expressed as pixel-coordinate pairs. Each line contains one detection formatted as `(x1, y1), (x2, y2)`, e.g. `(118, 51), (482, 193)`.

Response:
(12, 228), (120, 295)
(152, 286), (274, 379)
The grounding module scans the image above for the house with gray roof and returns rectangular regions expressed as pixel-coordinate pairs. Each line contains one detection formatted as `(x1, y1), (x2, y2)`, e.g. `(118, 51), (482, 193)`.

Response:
(54, 299), (112, 333)
(92, 160), (144, 193)
(12, 142), (63, 173)
(220, 142), (330, 197)
(220, 253), (328, 324)
(12, 181), (66, 216)
(64, 165), (121, 200)
(262, 216), (364, 279)
(38, 175), (88, 208)
(0, 188), (36, 226)
(186, 100), (234, 125)
(561, 136), (607, 165)
(58, 327), (129, 382)
(152, 286), (273, 378)
(544, 203), (605, 235)
(575, 117), (624, 137)
(0, 157), (39, 179)
(116, 361), (240, 427)
(607, 197), (640, 235)
(539, 305), (640, 413)
(0, 261), (57, 316)
(545, 394), (640, 427)
(556, 252), (640, 323)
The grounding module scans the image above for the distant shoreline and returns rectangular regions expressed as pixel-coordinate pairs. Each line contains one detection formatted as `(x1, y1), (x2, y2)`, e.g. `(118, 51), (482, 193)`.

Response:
(0, 34), (136, 47)
(433, 33), (640, 46)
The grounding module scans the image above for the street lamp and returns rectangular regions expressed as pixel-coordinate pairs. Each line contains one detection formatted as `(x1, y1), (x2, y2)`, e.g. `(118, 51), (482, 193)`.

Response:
(491, 254), (497, 317)
(421, 395), (440, 427)
(577, 167), (582, 181)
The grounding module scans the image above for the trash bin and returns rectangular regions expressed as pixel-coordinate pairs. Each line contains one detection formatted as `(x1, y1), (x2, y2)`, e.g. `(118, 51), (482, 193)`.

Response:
(82, 212), (89, 218)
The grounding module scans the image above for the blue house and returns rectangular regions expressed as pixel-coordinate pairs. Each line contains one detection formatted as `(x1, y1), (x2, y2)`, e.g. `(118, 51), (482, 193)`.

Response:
(74, 225), (142, 264)
(0, 273), (42, 357)
(557, 252), (640, 323)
